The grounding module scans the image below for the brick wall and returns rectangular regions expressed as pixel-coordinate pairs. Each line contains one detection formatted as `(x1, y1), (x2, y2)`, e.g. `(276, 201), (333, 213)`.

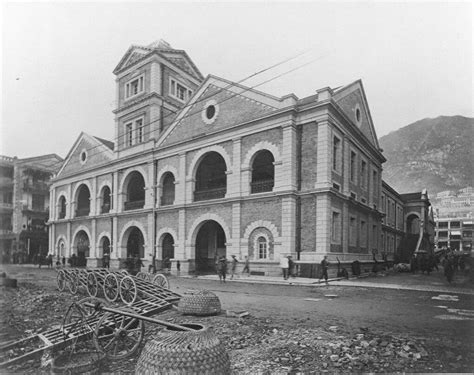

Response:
(300, 195), (316, 252)
(300, 123), (318, 191)
(241, 198), (282, 238)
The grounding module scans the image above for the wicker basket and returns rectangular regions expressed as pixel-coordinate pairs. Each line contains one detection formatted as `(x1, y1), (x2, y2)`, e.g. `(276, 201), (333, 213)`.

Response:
(51, 351), (104, 374)
(135, 323), (230, 375)
(177, 290), (221, 316)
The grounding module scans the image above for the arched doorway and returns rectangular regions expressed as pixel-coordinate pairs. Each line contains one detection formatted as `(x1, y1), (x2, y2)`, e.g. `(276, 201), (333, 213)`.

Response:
(126, 227), (145, 258)
(161, 172), (175, 206)
(76, 185), (91, 217)
(194, 152), (227, 201)
(195, 220), (226, 273)
(74, 230), (89, 267)
(99, 236), (110, 257)
(162, 233), (174, 260)
(251, 150), (275, 193)
(407, 214), (420, 235)
(124, 172), (145, 211)
(100, 186), (111, 213)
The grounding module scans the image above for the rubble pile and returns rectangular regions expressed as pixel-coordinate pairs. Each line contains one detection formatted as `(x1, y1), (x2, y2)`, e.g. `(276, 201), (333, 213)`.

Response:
(1, 281), (472, 374)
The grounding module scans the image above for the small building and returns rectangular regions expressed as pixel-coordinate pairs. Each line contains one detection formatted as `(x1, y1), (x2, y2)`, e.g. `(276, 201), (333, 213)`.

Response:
(0, 154), (63, 263)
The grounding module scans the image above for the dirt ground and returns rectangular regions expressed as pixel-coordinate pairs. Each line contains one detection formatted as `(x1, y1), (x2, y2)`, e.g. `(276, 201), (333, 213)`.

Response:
(1, 265), (473, 374)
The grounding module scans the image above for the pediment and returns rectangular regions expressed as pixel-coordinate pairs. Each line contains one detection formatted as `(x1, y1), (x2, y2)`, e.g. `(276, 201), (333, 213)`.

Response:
(333, 80), (379, 148)
(157, 76), (281, 148)
(56, 133), (114, 177)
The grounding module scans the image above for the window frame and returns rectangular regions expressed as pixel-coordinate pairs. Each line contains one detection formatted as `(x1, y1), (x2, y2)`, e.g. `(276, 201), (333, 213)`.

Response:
(169, 77), (193, 103)
(331, 209), (342, 244)
(124, 116), (145, 148)
(125, 74), (145, 100)
(332, 135), (342, 173)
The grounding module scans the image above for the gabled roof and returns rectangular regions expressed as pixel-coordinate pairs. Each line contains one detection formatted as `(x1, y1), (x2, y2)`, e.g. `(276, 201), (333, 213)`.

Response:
(56, 132), (114, 178)
(113, 40), (204, 80)
(332, 79), (380, 149)
(17, 154), (63, 173)
(156, 74), (293, 148)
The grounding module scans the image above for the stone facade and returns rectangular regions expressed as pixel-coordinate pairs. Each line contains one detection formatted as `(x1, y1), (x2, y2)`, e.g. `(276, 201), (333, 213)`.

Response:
(48, 40), (433, 277)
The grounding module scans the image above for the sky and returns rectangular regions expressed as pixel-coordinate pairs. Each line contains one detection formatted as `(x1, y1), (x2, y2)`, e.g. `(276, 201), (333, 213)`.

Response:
(1, 1), (472, 159)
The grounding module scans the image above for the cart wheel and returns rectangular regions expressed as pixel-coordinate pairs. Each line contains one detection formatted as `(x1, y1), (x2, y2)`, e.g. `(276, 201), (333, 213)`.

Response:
(67, 272), (78, 294)
(103, 273), (119, 302)
(62, 301), (88, 341)
(93, 309), (144, 360)
(119, 270), (129, 275)
(136, 271), (147, 280)
(87, 272), (98, 297)
(152, 273), (170, 289)
(119, 276), (138, 305)
(56, 270), (66, 291)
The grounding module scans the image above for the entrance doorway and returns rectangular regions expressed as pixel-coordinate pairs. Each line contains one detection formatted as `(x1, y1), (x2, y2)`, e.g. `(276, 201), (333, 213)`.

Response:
(75, 230), (89, 267)
(195, 220), (226, 273)
(126, 227), (145, 258)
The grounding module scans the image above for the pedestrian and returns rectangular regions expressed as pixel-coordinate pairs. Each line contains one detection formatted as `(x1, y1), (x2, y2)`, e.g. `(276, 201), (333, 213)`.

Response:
(280, 255), (289, 280)
(319, 255), (330, 285)
(62, 256), (66, 267)
(134, 255), (144, 275)
(288, 255), (295, 278)
(217, 256), (228, 283)
(48, 254), (53, 268)
(230, 255), (238, 279)
(38, 254), (43, 269)
(241, 256), (250, 276)
(176, 260), (181, 276)
(443, 255), (455, 284)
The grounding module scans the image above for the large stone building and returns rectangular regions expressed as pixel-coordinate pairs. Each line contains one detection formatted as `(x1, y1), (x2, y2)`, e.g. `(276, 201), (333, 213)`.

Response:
(48, 40), (433, 275)
(0, 154), (62, 263)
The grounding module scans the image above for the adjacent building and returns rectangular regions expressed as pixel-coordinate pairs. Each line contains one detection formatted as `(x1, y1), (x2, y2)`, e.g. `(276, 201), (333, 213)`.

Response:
(0, 154), (63, 263)
(47, 39), (434, 276)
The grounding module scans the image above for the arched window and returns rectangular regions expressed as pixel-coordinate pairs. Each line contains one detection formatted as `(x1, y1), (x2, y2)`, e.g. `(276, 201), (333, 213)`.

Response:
(58, 196), (66, 219)
(100, 186), (111, 214)
(76, 185), (90, 217)
(257, 236), (268, 259)
(161, 172), (175, 206)
(251, 150), (274, 193)
(194, 152), (227, 201)
(162, 233), (174, 259)
(124, 172), (145, 211)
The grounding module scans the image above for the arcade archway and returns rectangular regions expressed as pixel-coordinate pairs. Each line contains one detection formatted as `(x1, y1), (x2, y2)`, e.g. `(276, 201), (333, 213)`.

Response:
(195, 220), (226, 273)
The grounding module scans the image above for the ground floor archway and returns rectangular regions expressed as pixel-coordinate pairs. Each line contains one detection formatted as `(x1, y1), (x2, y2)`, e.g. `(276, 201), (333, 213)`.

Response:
(195, 220), (226, 273)
(126, 227), (145, 259)
(74, 230), (89, 267)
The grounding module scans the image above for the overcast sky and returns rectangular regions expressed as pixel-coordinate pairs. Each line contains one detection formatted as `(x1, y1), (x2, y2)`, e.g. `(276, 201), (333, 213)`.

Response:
(1, 1), (472, 159)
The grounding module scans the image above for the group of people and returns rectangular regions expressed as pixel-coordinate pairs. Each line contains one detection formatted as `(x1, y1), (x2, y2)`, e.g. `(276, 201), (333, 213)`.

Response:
(215, 255), (251, 283)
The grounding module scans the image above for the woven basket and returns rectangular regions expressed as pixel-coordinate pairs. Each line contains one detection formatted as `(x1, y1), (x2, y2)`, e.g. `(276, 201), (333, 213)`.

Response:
(177, 290), (221, 316)
(135, 323), (230, 375)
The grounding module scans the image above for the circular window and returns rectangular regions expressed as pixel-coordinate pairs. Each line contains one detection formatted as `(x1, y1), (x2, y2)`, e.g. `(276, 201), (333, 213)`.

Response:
(202, 100), (219, 125)
(206, 105), (216, 120)
(356, 108), (361, 122)
(80, 149), (88, 164)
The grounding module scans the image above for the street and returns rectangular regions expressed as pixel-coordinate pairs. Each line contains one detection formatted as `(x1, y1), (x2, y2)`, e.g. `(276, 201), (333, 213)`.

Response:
(1, 265), (473, 373)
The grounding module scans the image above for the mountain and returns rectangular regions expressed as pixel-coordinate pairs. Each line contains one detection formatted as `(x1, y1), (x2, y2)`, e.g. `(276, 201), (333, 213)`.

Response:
(379, 115), (474, 195)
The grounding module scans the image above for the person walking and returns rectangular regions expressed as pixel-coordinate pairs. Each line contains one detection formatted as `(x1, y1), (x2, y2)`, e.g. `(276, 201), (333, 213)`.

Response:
(230, 255), (238, 279)
(217, 256), (228, 283)
(288, 255), (295, 278)
(176, 260), (181, 276)
(62, 256), (66, 267)
(280, 255), (289, 280)
(319, 255), (330, 285)
(241, 256), (250, 276)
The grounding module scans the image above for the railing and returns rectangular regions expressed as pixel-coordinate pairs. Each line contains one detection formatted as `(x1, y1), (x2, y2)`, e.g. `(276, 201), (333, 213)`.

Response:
(250, 179), (274, 194)
(75, 207), (90, 217)
(124, 200), (145, 211)
(23, 181), (49, 191)
(160, 196), (174, 206)
(101, 203), (111, 214)
(194, 187), (226, 202)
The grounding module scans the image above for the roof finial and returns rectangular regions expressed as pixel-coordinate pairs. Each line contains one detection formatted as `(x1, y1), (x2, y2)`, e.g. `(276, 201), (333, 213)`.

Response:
(148, 39), (172, 50)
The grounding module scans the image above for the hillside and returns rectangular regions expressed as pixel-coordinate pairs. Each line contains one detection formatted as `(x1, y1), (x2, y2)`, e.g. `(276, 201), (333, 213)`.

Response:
(379, 115), (474, 195)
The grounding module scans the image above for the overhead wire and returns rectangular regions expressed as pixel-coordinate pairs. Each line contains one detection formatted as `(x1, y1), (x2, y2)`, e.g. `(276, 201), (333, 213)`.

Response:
(48, 49), (329, 172)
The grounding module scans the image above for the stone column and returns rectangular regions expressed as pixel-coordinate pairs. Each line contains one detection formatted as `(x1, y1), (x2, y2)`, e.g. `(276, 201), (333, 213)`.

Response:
(145, 162), (155, 209)
(91, 219), (97, 258)
(112, 171), (119, 213)
(315, 120), (332, 190)
(90, 177), (97, 216)
(315, 194), (331, 257)
(231, 202), (241, 257)
(175, 153), (186, 205)
(281, 196), (297, 256)
(343, 136), (350, 196)
(227, 138), (241, 198)
(280, 123), (297, 191)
